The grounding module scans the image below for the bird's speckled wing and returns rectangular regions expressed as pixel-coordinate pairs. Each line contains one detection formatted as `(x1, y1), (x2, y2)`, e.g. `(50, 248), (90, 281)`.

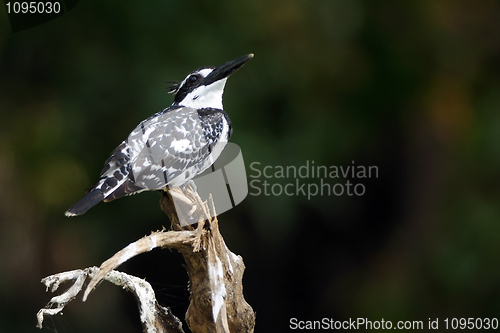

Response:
(65, 106), (229, 216)
(129, 106), (218, 189)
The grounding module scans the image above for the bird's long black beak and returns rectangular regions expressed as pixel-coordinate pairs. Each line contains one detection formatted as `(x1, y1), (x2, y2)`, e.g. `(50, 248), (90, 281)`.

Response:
(204, 54), (254, 85)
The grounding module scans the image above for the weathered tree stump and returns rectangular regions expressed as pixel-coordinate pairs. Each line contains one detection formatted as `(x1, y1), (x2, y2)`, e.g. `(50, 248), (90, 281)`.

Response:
(37, 186), (255, 333)
(159, 189), (255, 332)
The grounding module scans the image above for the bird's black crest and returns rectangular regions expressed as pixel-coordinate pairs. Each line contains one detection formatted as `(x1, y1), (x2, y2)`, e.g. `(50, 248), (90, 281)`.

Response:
(166, 81), (180, 94)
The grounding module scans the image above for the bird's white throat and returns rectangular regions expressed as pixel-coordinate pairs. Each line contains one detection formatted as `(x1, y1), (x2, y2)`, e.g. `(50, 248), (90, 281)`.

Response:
(180, 78), (228, 110)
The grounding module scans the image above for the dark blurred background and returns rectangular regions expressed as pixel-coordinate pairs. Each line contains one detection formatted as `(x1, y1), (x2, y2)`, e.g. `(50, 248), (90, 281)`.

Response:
(2, 0), (500, 332)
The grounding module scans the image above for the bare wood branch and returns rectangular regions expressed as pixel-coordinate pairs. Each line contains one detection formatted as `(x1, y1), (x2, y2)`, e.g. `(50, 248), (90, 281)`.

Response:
(83, 229), (198, 301)
(38, 185), (255, 333)
(37, 267), (184, 333)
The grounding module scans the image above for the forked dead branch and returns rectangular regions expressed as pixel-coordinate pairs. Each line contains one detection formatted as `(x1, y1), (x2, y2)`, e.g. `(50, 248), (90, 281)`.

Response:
(37, 186), (255, 333)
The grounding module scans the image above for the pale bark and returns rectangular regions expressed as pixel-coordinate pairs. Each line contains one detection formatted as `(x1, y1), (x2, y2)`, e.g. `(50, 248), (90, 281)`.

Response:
(38, 186), (255, 333)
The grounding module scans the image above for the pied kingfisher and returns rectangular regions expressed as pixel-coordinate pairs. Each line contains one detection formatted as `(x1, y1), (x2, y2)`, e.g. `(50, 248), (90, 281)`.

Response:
(65, 54), (254, 216)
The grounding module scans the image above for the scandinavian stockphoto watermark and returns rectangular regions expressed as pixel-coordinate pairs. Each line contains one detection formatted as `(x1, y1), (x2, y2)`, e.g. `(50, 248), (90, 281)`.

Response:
(248, 160), (378, 199)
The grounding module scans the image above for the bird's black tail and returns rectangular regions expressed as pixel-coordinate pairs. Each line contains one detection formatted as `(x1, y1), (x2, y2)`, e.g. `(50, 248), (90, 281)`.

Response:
(65, 189), (105, 217)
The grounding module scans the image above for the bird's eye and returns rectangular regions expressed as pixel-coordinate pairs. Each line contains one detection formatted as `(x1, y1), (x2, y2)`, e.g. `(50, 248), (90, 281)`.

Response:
(188, 75), (199, 83)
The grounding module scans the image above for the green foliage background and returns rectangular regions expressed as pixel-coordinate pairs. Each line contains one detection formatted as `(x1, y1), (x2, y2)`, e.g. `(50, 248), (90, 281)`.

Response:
(1, 0), (500, 332)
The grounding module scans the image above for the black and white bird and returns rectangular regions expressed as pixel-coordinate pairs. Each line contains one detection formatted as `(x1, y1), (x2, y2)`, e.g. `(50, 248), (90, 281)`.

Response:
(65, 54), (253, 217)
